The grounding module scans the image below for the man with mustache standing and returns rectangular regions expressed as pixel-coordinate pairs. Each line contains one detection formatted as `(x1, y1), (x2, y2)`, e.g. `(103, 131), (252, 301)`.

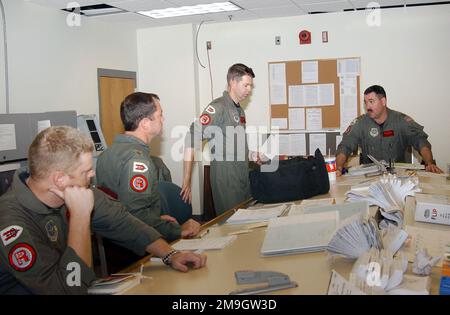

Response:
(335, 85), (442, 176)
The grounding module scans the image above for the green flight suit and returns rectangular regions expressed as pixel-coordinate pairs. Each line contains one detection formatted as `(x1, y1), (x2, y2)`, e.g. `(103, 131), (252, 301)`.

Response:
(185, 91), (251, 216)
(336, 108), (431, 164)
(96, 135), (181, 242)
(0, 168), (161, 295)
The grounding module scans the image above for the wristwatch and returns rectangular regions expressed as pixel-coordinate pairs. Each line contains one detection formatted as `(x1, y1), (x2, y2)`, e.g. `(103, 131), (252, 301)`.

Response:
(162, 249), (179, 265)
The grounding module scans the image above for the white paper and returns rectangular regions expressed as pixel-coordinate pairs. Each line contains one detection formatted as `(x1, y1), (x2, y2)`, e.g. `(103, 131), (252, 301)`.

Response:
(288, 108), (305, 130)
(289, 133), (306, 156)
(278, 134), (290, 155)
(337, 58), (360, 77)
(173, 236), (237, 251)
(37, 120), (51, 133)
(300, 85), (319, 106)
(306, 108), (322, 130)
(271, 118), (287, 129)
(328, 270), (366, 295)
(226, 205), (288, 225)
(336, 135), (343, 150)
(0, 124), (17, 151)
(301, 61), (318, 84)
(309, 133), (327, 155)
(288, 85), (302, 107)
(340, 77), (358, 133)
(319, 84), (335, 106)
(269, 63), (287, 104)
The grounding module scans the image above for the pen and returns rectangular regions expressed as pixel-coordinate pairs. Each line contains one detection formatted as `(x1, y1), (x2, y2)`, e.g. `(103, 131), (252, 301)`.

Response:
(198, 229), (210, 238)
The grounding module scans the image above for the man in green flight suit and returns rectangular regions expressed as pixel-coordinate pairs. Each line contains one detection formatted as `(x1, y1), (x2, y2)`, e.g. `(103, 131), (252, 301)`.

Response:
(0, 126), (206, 294)
(336, 85), (443, 176)
(96, 92), (200, 242)
(181, 63), (263, 216)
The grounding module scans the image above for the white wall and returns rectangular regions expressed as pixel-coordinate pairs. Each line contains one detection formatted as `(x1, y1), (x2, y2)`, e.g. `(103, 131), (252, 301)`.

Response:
(137, 4), (450, 214)
(0, 0), (138, 116)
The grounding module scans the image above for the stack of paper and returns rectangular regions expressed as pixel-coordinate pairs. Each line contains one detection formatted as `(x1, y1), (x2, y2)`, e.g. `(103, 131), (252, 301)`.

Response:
(387, 274), (431, 295)
(261, 211), (339, 256)
(88, 274), (141, 295)
(226, 204), (288, 225)
(327, 216), (382, 259)
(346, 174), (420, 227)
(173, 235), (237, 251)
(347, 164), (381, 176)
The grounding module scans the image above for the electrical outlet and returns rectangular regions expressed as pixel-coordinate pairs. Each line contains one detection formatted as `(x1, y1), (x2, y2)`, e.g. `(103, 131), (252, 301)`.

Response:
(275, 36), (281, 45)
(206, 41), (212, 50)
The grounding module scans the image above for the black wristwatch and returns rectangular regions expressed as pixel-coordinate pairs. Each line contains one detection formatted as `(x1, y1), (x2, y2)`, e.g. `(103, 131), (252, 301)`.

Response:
(162, 249), (179, 265)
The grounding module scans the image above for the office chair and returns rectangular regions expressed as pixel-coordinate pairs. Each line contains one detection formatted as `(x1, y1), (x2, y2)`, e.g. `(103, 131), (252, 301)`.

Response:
(157, 180), (193, 225)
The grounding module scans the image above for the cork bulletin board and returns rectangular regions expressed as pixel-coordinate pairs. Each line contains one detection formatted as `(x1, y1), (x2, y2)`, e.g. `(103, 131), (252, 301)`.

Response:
(269, 58), (361, 131)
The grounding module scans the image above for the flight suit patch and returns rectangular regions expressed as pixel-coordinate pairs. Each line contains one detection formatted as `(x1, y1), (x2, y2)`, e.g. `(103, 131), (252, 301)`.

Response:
(130, 175), (148, 192)
(369, 128), (379, 137)
(383, 130), (394, 137)
(8, 243), (36, 272)
(200, 114), (211, 125)
(206, 106), (216, 114)
(133, 161), (148, 173)
(233, 115), (239, 123)
(45, 220), (58, 242)
(240, 116), (246, 124)
(1, 225), (23, 246)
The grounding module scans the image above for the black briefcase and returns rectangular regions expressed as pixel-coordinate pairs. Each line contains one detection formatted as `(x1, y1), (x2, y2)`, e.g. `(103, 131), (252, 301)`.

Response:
(249, 149), (330, 203)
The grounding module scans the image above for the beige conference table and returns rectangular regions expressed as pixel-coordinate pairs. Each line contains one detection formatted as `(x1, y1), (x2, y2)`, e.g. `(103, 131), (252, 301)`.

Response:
(123, 173), (450, 295)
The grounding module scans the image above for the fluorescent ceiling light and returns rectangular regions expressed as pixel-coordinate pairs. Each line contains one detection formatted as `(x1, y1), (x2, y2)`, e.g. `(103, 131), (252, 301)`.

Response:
(138, 1), (241, 19)
(82, 7), (124, 16)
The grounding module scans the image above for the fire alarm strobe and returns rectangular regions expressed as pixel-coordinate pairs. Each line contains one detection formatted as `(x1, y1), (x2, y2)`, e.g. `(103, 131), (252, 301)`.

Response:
(299, 30), (311, 45)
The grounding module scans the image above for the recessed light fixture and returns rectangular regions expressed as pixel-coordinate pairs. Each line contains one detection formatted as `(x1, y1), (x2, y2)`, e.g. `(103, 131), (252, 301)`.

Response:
(138, 1), (241, 19)
(62, 4), (126, 17)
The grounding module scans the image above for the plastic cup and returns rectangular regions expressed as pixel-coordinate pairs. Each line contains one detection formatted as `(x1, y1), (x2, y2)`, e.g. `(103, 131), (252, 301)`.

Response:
(325, 156), (337, 181)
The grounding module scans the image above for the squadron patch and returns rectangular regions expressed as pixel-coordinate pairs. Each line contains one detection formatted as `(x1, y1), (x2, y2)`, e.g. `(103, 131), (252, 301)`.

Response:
(9, 243), (36, 272)
(1, 225), (23, 246)
(369, 128), (379, 137)
(45, 220), (58, 242)
(130, 175), (148, 192)
(133, 161), (148, 173)
(200, 114), (211, 125)
(233, 115), (240, 123)
(240, 116), (246, 124)
(205, 105), (216, 114)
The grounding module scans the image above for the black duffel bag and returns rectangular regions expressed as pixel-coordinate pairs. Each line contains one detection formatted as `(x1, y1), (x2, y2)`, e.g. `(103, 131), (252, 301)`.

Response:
(249, 149), (330, 203)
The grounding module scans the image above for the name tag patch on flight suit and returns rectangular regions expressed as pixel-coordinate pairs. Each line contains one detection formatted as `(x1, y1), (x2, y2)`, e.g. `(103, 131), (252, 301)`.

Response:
(369, 128), (379, 137)
(200, 114), (211, 125)
(240, 116), (246, 124)
(130, 175), (148, 192)
(133, 161), (148, 173)
(206, 106), (216, 114)
(8, 243), (36, 272)
(45, 220), (58, 242)
(1, 225), (23, 246)
(383, 130), (394, 137)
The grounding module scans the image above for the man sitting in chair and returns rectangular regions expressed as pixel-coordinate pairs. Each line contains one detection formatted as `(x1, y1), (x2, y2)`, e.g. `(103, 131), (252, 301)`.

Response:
(96, 92), (200, 242)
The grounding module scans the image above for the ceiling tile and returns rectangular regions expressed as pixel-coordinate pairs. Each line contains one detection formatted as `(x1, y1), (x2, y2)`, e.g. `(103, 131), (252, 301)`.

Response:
(349, 0), (405, 9)
(302, 1), (355, 12)
(28, 0), (104, 9)
(105, 0), (173, 11)
(250, 6), (307, 18)
(232, 0), (295, 9)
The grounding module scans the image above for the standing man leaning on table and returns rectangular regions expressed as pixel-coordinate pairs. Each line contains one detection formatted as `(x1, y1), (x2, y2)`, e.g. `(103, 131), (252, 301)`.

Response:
(0, 126), (206, 295)
(181, 63), (263, 216)
(335, 85), (443, 176)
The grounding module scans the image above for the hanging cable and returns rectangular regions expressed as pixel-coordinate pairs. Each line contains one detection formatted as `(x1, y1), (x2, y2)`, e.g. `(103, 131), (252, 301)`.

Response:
(206, 48), (213, 101)
(195, 21), (206, 69)
(0, 0), (9, 113)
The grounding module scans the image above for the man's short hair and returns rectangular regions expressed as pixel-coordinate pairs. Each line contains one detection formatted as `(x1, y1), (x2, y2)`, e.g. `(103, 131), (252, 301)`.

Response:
(364, 85), (386, 99)
(28, 126), (94, 180)
(120, 92), (160, 131)
(226, 63), (255, 84)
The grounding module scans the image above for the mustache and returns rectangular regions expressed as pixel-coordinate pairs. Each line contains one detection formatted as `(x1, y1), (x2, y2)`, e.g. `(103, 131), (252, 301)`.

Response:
(367, 109), (373, 112)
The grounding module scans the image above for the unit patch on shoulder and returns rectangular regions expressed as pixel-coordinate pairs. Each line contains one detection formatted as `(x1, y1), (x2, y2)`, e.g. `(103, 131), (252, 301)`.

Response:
(8, 243), (36, 272)
(133, 161), (148, 173)
(200, 114), (211, 125)
(233, 115), (240, 123)
(130, 175), (148, 192)
(205, 105), (216, 114)
(240, 116), (246, 124)
(1, 225), (23, 246)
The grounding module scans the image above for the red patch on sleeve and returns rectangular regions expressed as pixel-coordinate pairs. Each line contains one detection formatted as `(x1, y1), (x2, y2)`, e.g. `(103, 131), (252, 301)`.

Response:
(240, 116), (246, 124)
(200, 114), (211, 125)
(130, 175), (149, 192)
(383, 130), (394, 137)
(9, 243), (36, 272)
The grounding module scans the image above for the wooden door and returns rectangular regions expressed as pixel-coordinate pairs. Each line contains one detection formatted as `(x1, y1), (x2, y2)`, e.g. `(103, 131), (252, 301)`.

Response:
(98, 76), (135, 146)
